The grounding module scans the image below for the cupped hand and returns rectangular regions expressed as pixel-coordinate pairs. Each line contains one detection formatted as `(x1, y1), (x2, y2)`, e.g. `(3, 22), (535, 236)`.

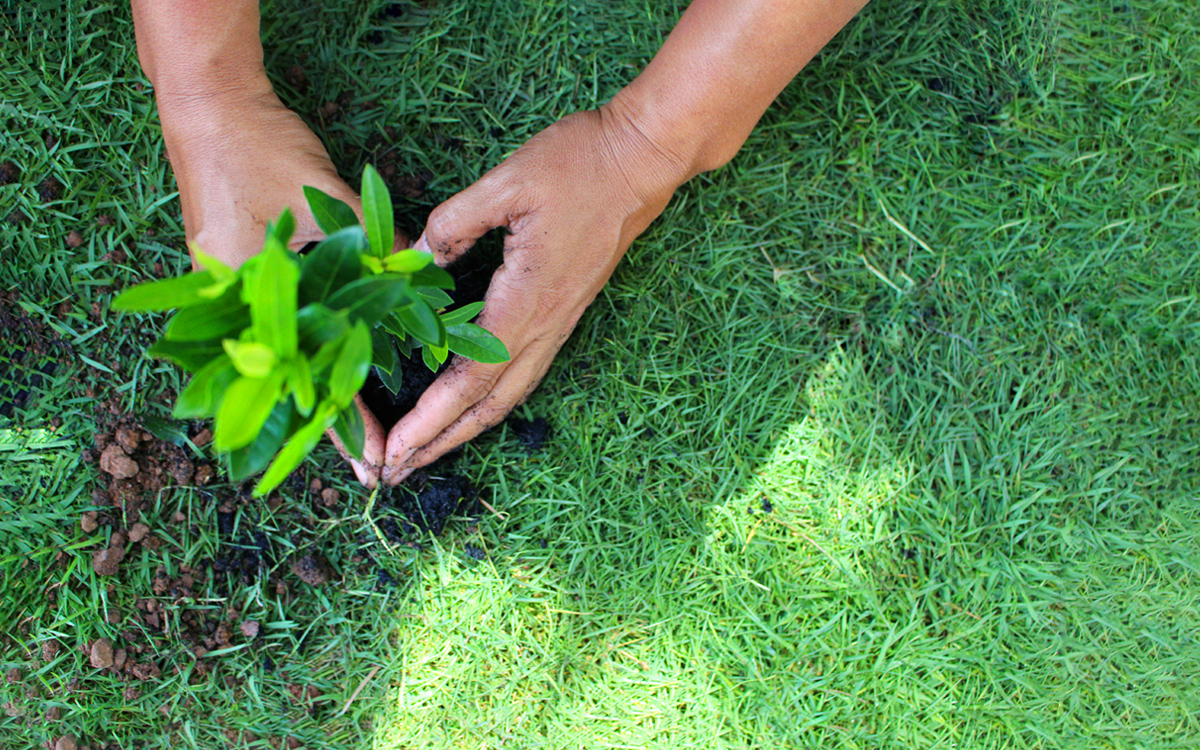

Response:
(162, 88), (409, 487)
(382, 104), (691, 484)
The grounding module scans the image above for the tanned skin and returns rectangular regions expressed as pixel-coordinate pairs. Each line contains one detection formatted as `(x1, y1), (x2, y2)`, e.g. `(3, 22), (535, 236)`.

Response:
(130, 0), (870, 487)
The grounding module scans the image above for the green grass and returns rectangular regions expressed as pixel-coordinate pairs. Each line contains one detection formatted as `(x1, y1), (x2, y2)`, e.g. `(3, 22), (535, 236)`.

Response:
(2, 0), (1199, 748)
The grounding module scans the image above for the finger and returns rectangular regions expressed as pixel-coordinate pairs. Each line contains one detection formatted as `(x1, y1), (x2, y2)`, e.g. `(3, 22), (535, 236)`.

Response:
(382, 334), (562, 485)
(403, 345), (558, 476)
(415, 174), (514, 266)
(325, 395), (386, 488)
(381, 356), (510, 485)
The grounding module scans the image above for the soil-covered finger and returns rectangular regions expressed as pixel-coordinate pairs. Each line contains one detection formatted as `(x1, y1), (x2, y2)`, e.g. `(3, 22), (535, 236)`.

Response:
(399, 340), (559, 474)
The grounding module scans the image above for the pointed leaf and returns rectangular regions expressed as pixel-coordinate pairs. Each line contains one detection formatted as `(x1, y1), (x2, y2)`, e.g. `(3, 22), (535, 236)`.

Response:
(297, 304), (351, 350)
(370, 328), (399, 374)
(298, 226), (366, 305)
(290, 353), (316, 417)
(213, 372), (285, 452)
(439, 301), (485, 328)
(325, 275), (411, 327)
(249, 243), (299, 358)
(333, 403), (366, 460)
(395, 298), (445, 348)
(446, 323), (510, 364)
(173, 355), (237, 418)
(147, 338), (225, 373)
(303, 186), (359, 235)
(112, 271), (220, 312)
(191, 246), (235, 280)
(254, 402), (338, 496)
(361, 164), (393, 259)
(266, 207), (296, 248)
(164, 284), (250, 341)
(417, 287), (454, 309)
(382, 249), (433, 273)
(411, 263), (455, 290)
(228, 400), (296, 480)
(376, 361), (403, 394)
(329, 321), (372, 407)
(421, 343), (440, 373)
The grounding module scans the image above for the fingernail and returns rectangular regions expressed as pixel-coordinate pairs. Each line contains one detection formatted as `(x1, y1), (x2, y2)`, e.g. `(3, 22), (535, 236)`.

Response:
(351, 460), (375, 488)
(413, 234), (430, 253)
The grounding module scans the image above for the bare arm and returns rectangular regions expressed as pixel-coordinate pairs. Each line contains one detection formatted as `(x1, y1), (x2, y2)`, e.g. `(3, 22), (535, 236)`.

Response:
(616, 0), (870, 176)
(130, 0), (397, 486)
(384, 0), (870, 482)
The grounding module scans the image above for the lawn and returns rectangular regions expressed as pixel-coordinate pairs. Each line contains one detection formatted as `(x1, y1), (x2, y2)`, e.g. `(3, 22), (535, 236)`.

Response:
(2, 0), (1199, 748)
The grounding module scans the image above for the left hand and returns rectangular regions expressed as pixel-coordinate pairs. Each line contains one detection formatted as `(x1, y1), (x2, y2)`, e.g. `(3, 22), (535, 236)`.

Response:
(381, 103), (691, 484)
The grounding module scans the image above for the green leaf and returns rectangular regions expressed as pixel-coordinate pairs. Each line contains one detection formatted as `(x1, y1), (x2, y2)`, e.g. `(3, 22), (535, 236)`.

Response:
(303, 186), (359, 235)
(333, 403), (366, 460)
(370, 328), (399, 374)
(325, 275), (411, 328)
(376, 360), (403, 394)
(309, 331), (348, 376)
(421, 343), (440, 373)
(164, 284), (250, 342)
(447, 323), (510, 364)
(147, 338), (225, 373)
(417, 287), (454, 309)
(439, 301), (485, 328)
(328, 321), (372, 407)
(297, 304), (351, 350)
(214, 372), (286, 452)
(254, 402), (338, 496)
(298, 227), (366, 306)
(228, 400), (296, 480)
(142, 416), (190, 446)
(361, 164), (394, 259)
(192, 247), (235, 281)
(383, 249), (433, 273)
(290, 353), (316, 417)
(249, 243), (300, 359)
(266, 208), (296, 248)
(222, 340), (279, 379)
(395, 298), (446, 348)
(174, 355), (237, 418)
(112, 271), (221, 312)
(411, 263), (455, 290)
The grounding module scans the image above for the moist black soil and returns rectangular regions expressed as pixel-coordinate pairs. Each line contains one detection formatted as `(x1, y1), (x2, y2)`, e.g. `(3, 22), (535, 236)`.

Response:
(360, 250), (497, 428)
(0, 290), (73, 418)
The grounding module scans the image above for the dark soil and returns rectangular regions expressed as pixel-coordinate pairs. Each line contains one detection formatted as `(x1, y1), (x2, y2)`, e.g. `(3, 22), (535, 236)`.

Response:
(360, 252), (496, 427)
(0, 289), (75, 418)
(507, 417), (550, 453)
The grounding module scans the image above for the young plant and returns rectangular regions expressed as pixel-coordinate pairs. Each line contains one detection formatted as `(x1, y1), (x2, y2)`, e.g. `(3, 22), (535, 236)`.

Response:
(112, 166), (508, 496)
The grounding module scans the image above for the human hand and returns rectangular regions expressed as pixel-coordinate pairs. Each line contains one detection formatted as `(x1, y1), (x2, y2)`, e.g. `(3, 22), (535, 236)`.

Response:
(381, 104), (691, 484)
(160, 87), (408, 487)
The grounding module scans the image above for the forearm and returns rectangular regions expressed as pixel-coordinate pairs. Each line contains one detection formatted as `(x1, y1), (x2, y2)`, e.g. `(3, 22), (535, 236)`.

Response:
(612, 0), (869, 177)
(131, 0), (273, 130)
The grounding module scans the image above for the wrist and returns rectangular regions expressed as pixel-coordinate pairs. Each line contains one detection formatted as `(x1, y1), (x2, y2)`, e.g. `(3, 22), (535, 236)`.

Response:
(607, 81), (745, 181)
(155, 72), (279, 149)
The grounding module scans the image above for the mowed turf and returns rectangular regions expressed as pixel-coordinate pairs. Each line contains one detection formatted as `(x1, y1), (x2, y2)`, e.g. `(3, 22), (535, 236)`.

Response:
(2, 0), (1199, 748)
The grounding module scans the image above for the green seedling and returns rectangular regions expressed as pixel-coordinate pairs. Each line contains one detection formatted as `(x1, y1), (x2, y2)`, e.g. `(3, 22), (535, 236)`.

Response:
(112, 165), (508, 496)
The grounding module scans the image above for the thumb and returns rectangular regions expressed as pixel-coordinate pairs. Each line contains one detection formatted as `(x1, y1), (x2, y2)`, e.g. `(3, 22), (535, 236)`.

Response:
(416, 175), (515, 266)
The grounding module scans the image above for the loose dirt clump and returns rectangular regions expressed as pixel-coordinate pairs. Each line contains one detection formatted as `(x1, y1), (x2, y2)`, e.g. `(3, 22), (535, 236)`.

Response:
(91, 542), (125, 577)
(0, 160), (18, 184)
(291, 555), (333, 587)
(89, 639), (113, 669)
(508, 417), (550, 453)
(99, 444), (139, 479)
